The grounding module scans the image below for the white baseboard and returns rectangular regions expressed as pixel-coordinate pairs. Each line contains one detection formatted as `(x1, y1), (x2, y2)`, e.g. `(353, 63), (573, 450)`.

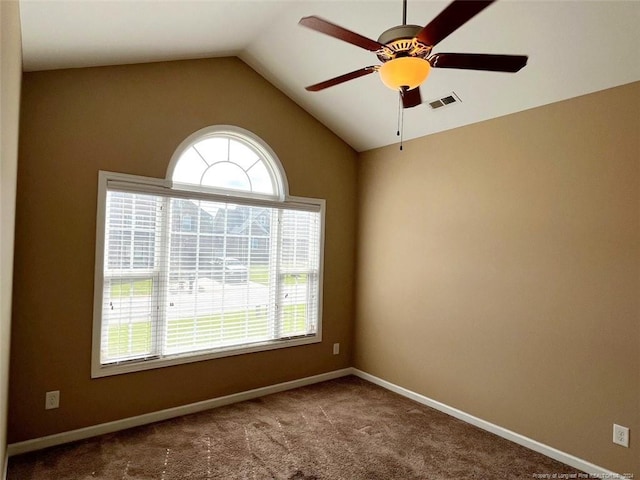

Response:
(351, 369), (623, 479)
(6, 368), (353, 457)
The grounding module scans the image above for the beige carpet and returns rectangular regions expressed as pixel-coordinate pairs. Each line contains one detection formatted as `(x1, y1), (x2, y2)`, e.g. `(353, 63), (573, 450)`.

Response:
(8, 376), (583, 479)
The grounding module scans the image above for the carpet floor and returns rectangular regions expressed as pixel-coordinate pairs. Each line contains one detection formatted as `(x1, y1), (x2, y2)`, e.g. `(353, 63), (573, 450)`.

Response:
(7, 375), (584, 479)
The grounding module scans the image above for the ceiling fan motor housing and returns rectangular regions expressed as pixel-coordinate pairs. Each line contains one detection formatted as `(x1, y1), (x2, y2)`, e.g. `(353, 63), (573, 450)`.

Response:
(376, 25), (432, 62)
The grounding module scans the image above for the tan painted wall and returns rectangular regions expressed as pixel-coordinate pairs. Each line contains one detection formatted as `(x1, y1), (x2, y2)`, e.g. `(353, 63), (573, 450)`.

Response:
(0, 0), (22, 475)
(356, 81), (640, 474)
(9, 57), (358, 443)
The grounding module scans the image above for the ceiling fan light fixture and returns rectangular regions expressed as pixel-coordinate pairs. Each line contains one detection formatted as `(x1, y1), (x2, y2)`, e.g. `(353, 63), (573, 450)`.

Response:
(378, 57), (431, 91)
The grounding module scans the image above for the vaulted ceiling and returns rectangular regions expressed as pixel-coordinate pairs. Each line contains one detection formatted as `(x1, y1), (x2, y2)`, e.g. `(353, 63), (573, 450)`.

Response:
(18, 0), (640, 152)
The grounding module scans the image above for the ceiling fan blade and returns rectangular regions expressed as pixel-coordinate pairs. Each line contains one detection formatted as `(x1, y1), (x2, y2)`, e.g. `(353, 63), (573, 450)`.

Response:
(401, 87), (422, 109)
(429, 53), (528, 72)
(305, 67), (377, 92)
(299, 16), (385, 52)
(416, 0), (495, 47)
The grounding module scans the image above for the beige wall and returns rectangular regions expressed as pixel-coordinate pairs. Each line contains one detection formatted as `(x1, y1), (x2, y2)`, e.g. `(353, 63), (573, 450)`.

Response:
(9, 57), (358, 442)
(356, 81), (640, 474)
(0, 1), (21, 476)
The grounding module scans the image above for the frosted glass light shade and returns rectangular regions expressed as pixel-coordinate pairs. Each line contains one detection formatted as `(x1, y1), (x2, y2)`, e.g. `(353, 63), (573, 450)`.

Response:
(379, 57), (431, 91)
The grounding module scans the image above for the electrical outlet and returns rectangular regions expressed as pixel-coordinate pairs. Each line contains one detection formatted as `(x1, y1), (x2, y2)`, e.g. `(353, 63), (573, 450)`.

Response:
(613, 424), (629, 448)
(45, 390), (60, 410)
(333, 343), (340, 355)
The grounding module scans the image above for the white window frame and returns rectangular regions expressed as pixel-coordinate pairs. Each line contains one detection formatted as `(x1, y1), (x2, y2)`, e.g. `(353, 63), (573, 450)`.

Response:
(166, 125), (289, 202)
(91, 129), (324, 378)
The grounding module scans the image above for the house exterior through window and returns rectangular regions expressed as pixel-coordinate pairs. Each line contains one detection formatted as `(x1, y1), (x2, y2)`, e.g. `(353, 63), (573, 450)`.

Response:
(92, 126), (324, 377)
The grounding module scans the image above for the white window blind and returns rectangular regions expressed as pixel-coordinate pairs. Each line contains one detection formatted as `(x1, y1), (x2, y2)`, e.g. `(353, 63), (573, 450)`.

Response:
(95, 175), (323, 376)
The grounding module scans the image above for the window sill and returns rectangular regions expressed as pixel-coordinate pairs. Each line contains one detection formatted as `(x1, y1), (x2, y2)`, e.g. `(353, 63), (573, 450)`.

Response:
(91, 334), (321, 378)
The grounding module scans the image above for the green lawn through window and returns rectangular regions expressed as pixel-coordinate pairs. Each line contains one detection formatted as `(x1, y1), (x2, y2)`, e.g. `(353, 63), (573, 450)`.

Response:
(110, 279), (153, 297)
(106, 304), (308, 359)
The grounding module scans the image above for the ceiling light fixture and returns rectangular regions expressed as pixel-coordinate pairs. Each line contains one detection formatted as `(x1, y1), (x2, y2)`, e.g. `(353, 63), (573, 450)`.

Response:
(378, 56), (431, 91)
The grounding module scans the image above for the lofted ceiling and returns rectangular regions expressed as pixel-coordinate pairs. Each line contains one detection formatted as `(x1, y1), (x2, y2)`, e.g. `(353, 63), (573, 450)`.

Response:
(18, 0), (640, 152)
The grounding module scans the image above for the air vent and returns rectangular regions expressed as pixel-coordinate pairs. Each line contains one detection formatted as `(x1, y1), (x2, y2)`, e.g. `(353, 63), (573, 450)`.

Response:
(428, 92), (461, 110)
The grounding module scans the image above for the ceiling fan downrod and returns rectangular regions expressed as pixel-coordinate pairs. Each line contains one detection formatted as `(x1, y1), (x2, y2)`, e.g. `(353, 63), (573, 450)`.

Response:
(402, 0), (407, 26)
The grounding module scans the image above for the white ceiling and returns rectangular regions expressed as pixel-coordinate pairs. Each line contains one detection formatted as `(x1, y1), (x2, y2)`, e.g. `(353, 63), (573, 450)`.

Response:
(18, 0), (640, 152)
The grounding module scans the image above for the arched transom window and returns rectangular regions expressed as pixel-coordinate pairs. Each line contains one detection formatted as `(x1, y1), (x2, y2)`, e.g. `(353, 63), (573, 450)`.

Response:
(168, 126), (287, 200)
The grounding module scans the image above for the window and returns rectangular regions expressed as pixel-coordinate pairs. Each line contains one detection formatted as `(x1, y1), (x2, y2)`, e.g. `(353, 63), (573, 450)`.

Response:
(92, 126), (324, 377)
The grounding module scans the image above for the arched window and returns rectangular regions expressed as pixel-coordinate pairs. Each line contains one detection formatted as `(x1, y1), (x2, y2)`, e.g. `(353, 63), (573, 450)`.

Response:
(167, 126), (288, 200)
(92, 127), (323, 377)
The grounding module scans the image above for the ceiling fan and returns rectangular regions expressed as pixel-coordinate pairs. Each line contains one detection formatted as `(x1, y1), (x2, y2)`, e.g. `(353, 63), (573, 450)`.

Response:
(299, 0), (528, 109)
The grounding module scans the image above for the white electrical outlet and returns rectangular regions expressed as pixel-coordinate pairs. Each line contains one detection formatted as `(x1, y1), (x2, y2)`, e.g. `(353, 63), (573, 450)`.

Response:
(45, 390), (60, 410)
(333, 343), (340, 355)
(613, 424), (629, 447)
